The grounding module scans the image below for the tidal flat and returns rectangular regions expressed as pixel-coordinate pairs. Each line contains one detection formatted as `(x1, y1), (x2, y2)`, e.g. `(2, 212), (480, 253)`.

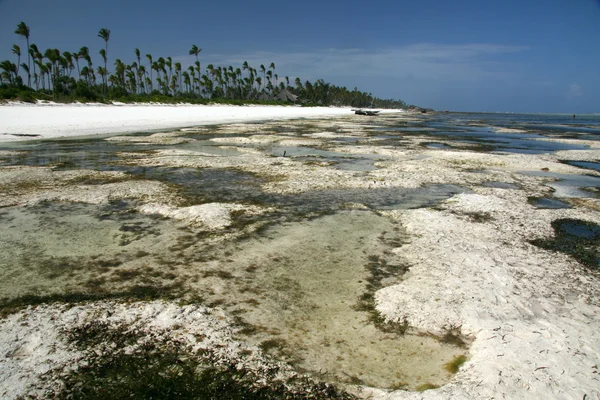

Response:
(1, 112), (599, 399)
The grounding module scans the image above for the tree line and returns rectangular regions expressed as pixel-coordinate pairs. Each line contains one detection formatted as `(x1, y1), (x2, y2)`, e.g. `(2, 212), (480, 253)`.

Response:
(1, 22), (410, 109)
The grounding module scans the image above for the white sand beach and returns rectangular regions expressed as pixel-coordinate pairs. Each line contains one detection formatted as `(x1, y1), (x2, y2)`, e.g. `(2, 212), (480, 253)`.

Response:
(0, 102), (358, 141)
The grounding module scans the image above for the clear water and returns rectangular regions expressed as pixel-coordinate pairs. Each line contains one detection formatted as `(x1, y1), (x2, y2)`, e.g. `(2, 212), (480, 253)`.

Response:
(369, 112), (600, 154)
(562, 160), (600, 173)
(557, 219), (600, 239)
(520, 170), (600, 198)
(528, 197), (572, 209)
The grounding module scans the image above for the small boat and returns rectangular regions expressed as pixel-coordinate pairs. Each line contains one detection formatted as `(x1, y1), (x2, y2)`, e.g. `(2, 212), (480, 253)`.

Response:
(354, 109), (380, 116)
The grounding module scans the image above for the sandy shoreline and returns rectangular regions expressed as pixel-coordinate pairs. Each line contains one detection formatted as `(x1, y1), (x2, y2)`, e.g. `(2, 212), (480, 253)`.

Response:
(0, 109), (599, 399)
(0, 102), (364, 141)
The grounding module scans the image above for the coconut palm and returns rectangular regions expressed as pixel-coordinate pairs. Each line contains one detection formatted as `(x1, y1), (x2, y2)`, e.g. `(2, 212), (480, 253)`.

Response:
(97, 66), (107, 91)
(137, 65), (146, 94)
(0, 60), (18, 85)
(62, 52), (74, 77)
(79, 47), (91, 78)
(34, 59), (45, 89)
(182, 71), (190, 93)
(174, 62), (182, 94)
(14, 22), (31, 87)
(99, 48), (107, 76)
(134, 48), (142, 91)
(165, 57), (173, 88)
(43, 48), (61, 91)
(97, 28), (110, 94)
(114, 59), (126, 89)
(259, 64), (266, 90)
(269, 62), (276, 87)
(189, 45), (201, 95)
(11, 45), (21, 79)
(80, 66), (90, 85)
(146, 54), (153, 91)
(28, 44), (39, 89)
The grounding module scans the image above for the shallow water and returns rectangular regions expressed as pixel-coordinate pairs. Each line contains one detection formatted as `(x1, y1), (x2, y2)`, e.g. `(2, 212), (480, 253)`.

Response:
(531, 218), (600, 269)
(203, 211), (464, 389)
(557, 219), (600, 239)
(562, 160), (600, 173)
(520, 171), (600, 198)
(528, 197), (572, 209)
(0, 204), (465, 390)
(0, 201), (186, 299)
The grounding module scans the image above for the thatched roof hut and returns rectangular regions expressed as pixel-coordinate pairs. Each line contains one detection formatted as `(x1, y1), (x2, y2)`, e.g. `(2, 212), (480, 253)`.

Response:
(275, 88), (298, 103)
(257, 92), (273, 101)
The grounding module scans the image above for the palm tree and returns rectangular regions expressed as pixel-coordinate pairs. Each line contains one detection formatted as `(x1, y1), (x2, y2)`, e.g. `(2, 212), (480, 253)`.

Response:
(34, 59), (45, 89)
(189, 45), (201, 95)
(62, 51), (74, 77)
(146, 54), (153, 91)
(98, 49), (106, 69)
(28, 44), (39, 89)
(295, 77), (303, 93)
(182, 71), (190, 93)
(137, 65), (146, 94)
(11, 45), (21, 79)
(269, 62), (276, 87)
(165, 57), (173, 90)
(97, 28), (110, 94)
(174, 62), (182, 95)
(151, 61), (160, 92)
(79, 47), (91, 77)
(259, 64), (266, 91)
(80, 66), (90, 84)
(114, 59), (126, 89)
(0, 60), (18, 85)
(134, 48), (142, 91)
(44, 48), (61, 92)
(97, 66), (107, 91)
(14, 22), (31, 87)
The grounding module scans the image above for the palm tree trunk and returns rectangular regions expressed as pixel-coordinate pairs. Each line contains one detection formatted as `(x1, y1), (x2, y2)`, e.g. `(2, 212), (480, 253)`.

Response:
(26, 38), (31, 88)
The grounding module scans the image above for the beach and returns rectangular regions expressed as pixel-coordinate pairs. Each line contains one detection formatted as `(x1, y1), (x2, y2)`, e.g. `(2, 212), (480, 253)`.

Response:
(0, 104), (599, 399)
(0, 102), (354, 141)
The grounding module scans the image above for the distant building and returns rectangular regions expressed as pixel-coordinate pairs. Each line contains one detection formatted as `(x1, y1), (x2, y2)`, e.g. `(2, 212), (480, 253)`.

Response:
(257, 92), (273, 101)
(275, 88), (298, 103)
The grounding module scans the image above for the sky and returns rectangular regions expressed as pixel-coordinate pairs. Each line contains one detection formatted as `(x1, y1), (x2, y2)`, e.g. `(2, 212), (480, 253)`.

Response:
(1, 0), (599, 113)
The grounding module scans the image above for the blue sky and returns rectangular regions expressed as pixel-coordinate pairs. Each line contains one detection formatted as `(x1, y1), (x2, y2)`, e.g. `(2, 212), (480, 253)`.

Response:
(1, 0), (599, 113)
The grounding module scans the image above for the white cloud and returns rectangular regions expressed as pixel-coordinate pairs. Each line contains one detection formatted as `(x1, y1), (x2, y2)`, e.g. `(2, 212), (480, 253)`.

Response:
(173, 43), (528, 83)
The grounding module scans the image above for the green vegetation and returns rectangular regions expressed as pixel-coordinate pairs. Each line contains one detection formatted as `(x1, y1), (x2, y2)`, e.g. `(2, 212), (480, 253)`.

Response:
(444, 354), (467, 374)
(2, 21), (410, 109)
(51, 321), (354, 399)
(415, 383), (440, 392)
(0, 284), (189, 318)
(354, 255), (411, 334)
